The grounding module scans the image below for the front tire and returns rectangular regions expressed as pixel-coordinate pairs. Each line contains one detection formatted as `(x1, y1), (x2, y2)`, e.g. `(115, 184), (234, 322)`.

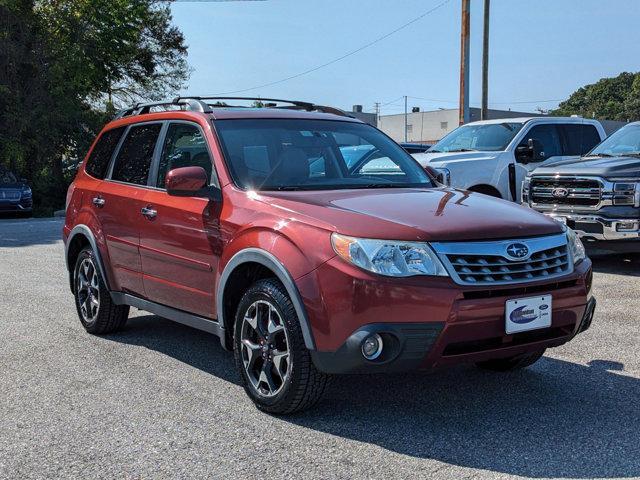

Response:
(73, 247), (129, 334)
(233, 278), (330, 414)
(475, 348), (546, 372)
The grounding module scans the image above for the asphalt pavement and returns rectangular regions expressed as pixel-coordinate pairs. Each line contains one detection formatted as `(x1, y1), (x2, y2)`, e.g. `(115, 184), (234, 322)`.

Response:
(0, 217), (639, 479)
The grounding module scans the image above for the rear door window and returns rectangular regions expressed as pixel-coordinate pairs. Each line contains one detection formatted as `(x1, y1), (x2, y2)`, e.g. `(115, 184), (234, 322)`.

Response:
(110, 124), (161, 185)
(85, 127), (126, 179)
(561, 124), (602, 155)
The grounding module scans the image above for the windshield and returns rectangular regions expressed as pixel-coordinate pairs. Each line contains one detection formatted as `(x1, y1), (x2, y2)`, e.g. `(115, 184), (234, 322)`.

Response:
(430, 122), (524, 153)
(214, 119), (434, 191)
(589, 124), (640, 157)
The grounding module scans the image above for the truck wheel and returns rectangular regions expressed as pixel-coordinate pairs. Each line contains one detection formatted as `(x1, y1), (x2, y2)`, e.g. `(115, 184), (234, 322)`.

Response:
(73, 247), (129, 334)
(234, 278), (330, 414)
(475, 349), (546, 372)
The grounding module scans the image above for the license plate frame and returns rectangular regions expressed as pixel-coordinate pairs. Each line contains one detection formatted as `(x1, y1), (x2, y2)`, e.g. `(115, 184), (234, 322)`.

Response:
(505, 295), (552, 334)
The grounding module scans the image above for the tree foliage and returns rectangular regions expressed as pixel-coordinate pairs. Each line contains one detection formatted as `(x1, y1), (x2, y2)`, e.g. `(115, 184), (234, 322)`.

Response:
(0, 0), (189, 215)
(552, 72), (640, 122)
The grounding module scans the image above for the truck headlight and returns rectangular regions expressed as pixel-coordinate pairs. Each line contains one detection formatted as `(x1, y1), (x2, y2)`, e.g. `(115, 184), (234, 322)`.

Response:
(331, 233), (449, 277)
(522, 177), (531, 205)
(566, 227), (586, 265)
(21, 186), (32, 198)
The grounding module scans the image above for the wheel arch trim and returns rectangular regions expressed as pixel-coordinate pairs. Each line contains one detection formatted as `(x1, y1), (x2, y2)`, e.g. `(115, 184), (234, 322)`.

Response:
(65, 224), (112, 292)
(217, 248), (316, 350)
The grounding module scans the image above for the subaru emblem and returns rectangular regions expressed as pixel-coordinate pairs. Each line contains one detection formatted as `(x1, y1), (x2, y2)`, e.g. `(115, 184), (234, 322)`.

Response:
(506, 242), (529, 260)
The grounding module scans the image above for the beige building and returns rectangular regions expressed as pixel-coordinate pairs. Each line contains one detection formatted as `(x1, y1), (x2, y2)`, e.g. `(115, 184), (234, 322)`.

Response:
(379, 108), (545, 144)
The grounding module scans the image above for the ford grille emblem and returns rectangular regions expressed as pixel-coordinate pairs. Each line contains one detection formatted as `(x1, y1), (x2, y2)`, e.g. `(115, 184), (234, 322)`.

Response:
(552, 187), (569, 198)
(506, 242), (529, 259)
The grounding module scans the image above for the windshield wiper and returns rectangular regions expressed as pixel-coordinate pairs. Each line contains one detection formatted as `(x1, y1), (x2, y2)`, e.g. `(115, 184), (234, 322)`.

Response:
(445, 148), (478, 153)
(588, 152), (614, 158)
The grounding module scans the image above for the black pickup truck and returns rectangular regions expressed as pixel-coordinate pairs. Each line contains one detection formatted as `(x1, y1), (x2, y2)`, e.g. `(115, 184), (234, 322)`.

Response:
(523, 121), (640, 253)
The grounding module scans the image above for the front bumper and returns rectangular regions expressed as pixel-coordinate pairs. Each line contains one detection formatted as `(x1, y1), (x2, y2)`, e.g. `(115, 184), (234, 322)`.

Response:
(0, 197), (32, 212)
(299, 256), (594, 374)
(543, 212), (640, 241)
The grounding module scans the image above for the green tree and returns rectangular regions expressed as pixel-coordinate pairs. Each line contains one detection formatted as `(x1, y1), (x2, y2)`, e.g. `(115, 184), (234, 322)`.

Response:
(552, 72), (640, 122)
(0, 0), (189, 215)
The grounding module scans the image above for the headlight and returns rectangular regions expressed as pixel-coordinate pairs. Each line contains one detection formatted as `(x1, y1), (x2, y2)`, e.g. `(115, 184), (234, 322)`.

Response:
(433, 167), (451, 186)
(565, 227), (586, 265)
(521, 177), (531, 205)
(331, 233), (448, 277)
(21, 186), (32, 197)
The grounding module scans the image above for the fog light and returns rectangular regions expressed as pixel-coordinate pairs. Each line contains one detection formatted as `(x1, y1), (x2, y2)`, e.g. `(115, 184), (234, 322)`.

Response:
(361, 333), (383, 360)
(616, 221), (639, 232)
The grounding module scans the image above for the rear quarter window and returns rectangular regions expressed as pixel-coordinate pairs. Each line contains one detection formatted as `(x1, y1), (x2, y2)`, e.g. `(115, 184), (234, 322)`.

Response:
(85, 127), (125, 179)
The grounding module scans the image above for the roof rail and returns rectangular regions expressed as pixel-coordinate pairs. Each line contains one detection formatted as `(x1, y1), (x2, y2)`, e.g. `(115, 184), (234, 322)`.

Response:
(173, 96), (354, 118)
(113, 98), (212, 119)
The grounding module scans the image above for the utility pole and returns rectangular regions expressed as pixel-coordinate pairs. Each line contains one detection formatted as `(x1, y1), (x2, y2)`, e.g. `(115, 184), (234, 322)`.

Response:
(404, 95), (408, 142)
(459, 0), (470, 126)
(374, 102), (380, 126)
(481, 0), (490, 120)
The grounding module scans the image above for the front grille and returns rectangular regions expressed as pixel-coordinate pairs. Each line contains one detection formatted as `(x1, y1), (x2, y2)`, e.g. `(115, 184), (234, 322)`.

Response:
(0, 189), (21, 201)
(431, 233), (573, 286)
(530, 177), (601, 206)
(446, 245), (570, 284)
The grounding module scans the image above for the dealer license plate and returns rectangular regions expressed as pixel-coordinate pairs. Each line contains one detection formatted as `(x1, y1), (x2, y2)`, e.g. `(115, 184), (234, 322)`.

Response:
(505, 295), (552, 334)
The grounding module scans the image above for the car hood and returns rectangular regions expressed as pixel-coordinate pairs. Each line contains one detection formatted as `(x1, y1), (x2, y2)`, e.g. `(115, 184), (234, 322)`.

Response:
(0, 182), (26, 189)
(412, 151), (500, 166)
(532, 155), (640, 178)
(258, 188), (562, 242)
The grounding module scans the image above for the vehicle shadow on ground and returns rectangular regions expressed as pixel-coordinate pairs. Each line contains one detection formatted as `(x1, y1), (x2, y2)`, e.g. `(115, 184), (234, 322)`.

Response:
(104, 314), (241, 385)
(590, 252), (640, 277)
(105, 315), (639, 478)
(0, 217), (64, 248)
(291, 358), (639, 478)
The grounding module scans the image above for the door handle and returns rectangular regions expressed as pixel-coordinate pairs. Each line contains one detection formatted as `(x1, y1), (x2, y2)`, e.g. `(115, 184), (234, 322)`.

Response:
(141, 206), (157, 219)
(92, 196), (105, 207)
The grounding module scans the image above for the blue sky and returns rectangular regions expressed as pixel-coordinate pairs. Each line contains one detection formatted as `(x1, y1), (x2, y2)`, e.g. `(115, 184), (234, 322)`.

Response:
(170, 0), (640, 115)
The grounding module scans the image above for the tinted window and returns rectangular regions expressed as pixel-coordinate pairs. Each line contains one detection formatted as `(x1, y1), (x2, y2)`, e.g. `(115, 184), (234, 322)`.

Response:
(157, 123), (212, 188)
(214, 119), (432, 191)
(85, 127), (125, 179)
(430, 122), (524, 153)
(518, 124), (562, 161)
(562, 124), (601, 155)
(111, 124), (161, 185)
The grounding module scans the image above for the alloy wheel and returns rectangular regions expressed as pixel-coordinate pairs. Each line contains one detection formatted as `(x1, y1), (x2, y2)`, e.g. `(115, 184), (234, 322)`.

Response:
(240, 300), (290, 397)
(77, 258), (100, 322)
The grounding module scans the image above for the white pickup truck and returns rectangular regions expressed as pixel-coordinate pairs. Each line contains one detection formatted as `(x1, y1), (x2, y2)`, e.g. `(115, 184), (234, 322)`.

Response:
(412, 117), (606, 202)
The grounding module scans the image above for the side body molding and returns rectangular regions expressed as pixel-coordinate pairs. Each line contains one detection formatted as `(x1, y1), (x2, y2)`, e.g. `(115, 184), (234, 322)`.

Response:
(217, 248), (316, 351)
(65, 224), (112, 292)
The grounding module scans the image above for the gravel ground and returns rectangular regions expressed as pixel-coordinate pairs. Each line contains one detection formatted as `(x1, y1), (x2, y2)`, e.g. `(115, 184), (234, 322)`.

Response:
(0, 217), (639, 480)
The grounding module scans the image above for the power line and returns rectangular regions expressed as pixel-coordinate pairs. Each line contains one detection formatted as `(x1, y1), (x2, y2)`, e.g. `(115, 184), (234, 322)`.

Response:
(210, 0), (452, 95)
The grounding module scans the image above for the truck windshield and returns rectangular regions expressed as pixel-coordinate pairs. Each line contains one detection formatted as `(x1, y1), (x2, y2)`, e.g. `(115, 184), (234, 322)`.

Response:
(588, 124), (640, 157)
(214, 119), (434, 191)
(429, 122), (524, 153)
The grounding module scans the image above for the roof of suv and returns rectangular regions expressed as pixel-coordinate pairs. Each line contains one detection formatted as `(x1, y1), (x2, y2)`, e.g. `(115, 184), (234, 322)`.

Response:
(113, 97), (363, 123)
(204, 108), (363, 122)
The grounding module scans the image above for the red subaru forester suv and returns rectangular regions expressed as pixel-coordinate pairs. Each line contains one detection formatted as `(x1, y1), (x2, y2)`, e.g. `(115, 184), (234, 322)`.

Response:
(64, 97), (596, 414)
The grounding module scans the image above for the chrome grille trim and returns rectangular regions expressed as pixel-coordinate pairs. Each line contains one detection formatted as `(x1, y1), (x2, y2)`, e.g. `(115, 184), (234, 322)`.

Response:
(431, 233), (573, 286)
(530, 177), (602, 207)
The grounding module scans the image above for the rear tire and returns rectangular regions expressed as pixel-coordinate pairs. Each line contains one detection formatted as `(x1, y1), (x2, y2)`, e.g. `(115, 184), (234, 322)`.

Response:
(233, 278), (330, 414)
(73, 247), (129, 334)
(475, 349), (546, 372)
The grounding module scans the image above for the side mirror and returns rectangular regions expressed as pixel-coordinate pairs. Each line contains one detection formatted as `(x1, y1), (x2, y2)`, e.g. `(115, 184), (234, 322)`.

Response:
(516, 138), (545, 163)
(528, 138), (545, 161)
(166, 166), (208, 197)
